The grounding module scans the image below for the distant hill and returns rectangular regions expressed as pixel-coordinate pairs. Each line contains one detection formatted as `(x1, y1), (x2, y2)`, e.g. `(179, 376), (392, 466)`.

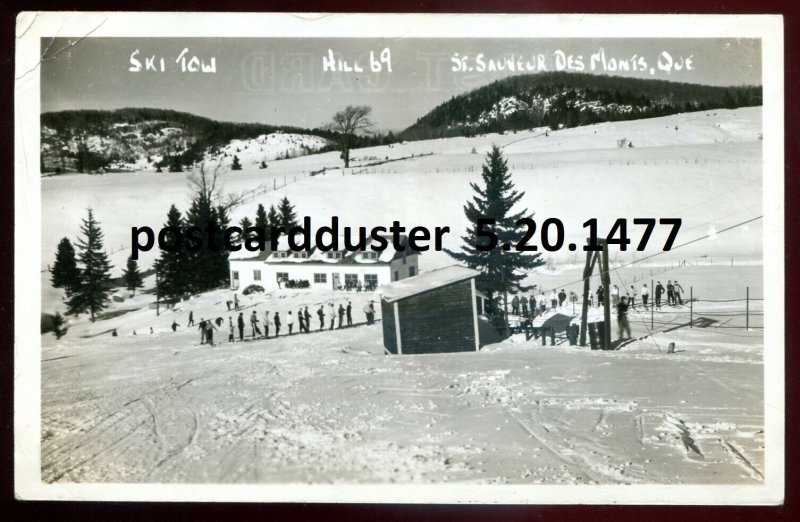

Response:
(401, 72), (762, 140)
(40, 108), (353, 175)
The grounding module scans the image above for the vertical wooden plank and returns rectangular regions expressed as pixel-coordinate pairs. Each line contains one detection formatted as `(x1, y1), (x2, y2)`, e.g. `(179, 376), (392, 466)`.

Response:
(470, 278), (480, 351)
(393, 301), (403, 355)
(600, 241), (612, 350)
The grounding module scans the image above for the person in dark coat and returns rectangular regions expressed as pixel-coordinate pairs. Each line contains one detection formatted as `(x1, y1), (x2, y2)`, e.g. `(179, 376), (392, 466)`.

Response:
(317, 306), (325, 331)
(521, 295), (529, 317)
(205, 320), (218, 346)
(346, 301), (353, 327)
(511, 295), (520, 315)
(237, 312), (245, 341)
(617, 296), (631, 339)
(228, 317), (235, 342)
(297, 307), (305, 333)
(250, 311), (262, 337)
(338, 304), (345, 329)
(667, 280), (675, 305)
(274, 311), (281, 336)
(171, 321), (178, 332)
(596, 286), (604, 307)
(187, 310), (194, 327)
(558, 289), (567, 307)
(198, 318), (207, 344)
(655, 281), (665, 309)
(304, 307), (311, 333)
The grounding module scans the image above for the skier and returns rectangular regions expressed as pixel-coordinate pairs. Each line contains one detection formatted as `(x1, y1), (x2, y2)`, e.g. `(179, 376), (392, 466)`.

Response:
(329, 303), (336, 330)
(171, 321), (178, 332)
(596, 286), (604, 307)
(318, 305), (325, 331)
(287, 311), (295, 334)
(274, 311), (281, 336)
(569, 290), (578, 305)
(304, 307), (312, 333)
(617, 296), (632, 340)
(234, 293), (240, 311)
(611, 285), (620, 305)
(655, 281), (665, 309)
(346, 301), (353, 327)
(558, 289), (567, 308)
(187, 310), (194, 327)
(228, 317), (235, 343)
(549, 290), (558, 310)
(521, 295), (529, 317)
(537, 292), (547, 316)
(511, 294), (520, 315)
(641, 284), (650, 309)
(203, 320), (217, 346)
(628, 285), (637, 309)
(237, 312), (245, 341)
(673, 280), (685, 305)
(226, 300), (232, 311)
(297, 307), (305, 333)
(248, 311), (260, 337)
(364, 301), (375, 325)
(666, 280), (675, 305)
(263, 309), (270, 338)
(198, 318), (207, 344)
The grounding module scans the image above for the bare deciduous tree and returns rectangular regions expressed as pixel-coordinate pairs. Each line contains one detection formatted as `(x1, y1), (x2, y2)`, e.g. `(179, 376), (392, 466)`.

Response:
(329, 105), (373, 168)
(187, 160), (225, 205)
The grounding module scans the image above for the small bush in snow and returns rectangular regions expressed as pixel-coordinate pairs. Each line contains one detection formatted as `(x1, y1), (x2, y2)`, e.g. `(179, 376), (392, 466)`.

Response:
(242, 284), (264, 295)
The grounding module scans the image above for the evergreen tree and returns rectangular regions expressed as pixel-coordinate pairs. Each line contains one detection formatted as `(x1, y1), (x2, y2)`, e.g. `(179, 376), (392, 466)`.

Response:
(52, 311), (67, 339)
(231, 155), (242, 170)
(168, 156), (183, 172)
(51, 237), (81, 296)
(239, 216), (253, 239)
(122, 255), (144, 295)
(277, 196), (298, 229)
(445, 145), (544, 298)
(154, 205), (188, 304)
(255, 203), (269, 233)
(67, 209), (113, 321)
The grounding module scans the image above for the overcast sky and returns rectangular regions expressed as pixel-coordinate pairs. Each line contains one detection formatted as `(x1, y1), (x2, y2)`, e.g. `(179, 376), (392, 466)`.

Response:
(41, 37), (761, 131)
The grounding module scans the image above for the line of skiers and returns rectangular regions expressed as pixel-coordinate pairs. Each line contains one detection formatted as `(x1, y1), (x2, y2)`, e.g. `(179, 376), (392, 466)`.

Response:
(192, 300), (378, 345)
(509, 289), (579, 318)
(593, 280), (685, 310)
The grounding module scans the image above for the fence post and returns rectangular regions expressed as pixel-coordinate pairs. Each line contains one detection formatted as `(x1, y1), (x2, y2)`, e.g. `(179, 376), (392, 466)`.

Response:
(689, 286), (693, 328)
(746, 286), (749, 330)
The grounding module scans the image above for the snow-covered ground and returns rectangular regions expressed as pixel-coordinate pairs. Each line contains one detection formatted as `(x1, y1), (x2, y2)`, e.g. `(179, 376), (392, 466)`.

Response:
(39, 107), (766, 484)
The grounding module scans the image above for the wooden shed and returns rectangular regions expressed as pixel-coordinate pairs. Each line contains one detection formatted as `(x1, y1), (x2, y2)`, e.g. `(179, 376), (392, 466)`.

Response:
(379, 265), (481, 355)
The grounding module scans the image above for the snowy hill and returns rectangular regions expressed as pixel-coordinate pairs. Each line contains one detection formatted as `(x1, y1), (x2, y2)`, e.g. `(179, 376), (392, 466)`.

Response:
(402, 72), (761, 139)
(40, 108), (335, 175)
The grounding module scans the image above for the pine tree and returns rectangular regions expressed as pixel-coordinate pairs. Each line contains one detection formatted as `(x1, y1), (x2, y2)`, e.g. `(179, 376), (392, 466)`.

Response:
(231, 155), (242, 170)
(122, 256), (144, 295)
(239, 216), (253, 239)
(52, 311), (67, 339)
(445, 145), (544, 298)
(51, 237), (81, 296)
(67, 209), (113, 321)
(255, 203), (268, 232)
(277, 196), (298, 229)
(155, 205), (188, 304)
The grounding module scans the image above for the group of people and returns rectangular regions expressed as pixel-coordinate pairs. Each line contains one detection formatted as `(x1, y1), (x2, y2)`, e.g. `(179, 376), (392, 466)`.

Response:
(189, 297), (378, 346)
(593, 280), (685, 310)
(508, 289), (579, 318)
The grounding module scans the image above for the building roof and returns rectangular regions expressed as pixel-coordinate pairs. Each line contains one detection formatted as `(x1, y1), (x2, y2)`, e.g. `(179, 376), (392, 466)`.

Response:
(380, 265), (480, 303)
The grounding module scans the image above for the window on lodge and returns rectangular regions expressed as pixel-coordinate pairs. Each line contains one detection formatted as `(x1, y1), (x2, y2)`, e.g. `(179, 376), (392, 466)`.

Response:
(362, 251), (378, 260)
(409, 266), (416, 277)
(253, 269), (262, 281)
(314, 273), (327, 284)
(393, 270), (399, 281)
(364, 274), (378, 287)
(293, 251), (308, 259)
(344, 273), (358, 286)
(275, 251), (288, 259)
(327, 251), (343, 259)
(276, 272), (289, 281)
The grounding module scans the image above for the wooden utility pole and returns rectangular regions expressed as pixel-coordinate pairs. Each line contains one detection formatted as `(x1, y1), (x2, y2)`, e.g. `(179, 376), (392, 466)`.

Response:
(579, 239), (611, 350)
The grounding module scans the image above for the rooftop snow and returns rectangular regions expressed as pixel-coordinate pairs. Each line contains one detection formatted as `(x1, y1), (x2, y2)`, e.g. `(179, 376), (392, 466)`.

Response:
(380, 265), (479, 303)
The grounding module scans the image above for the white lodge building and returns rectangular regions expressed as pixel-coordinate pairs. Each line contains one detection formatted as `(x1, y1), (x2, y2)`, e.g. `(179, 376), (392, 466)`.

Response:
(228, 234), (420, 291)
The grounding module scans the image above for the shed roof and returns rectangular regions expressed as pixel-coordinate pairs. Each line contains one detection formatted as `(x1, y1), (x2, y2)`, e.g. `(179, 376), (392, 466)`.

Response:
(380, 265), (480, 303)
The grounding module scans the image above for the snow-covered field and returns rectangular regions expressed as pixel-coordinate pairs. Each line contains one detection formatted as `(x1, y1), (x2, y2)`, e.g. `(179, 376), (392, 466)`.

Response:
(39, 107), (766, 484)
